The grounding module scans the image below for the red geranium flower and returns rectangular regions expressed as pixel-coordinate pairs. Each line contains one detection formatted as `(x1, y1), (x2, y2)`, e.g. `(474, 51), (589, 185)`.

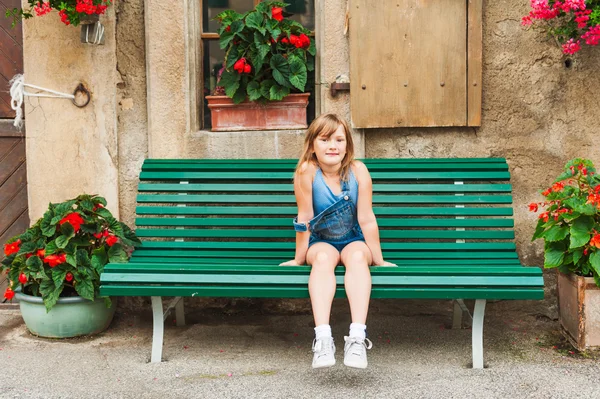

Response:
(271, 7), (283, 21)
(59, 212), (85, 233)
(106, 235), (119, 247)
(4, 239), (21, 256)
(44, 253), (67, 268)
(4, 288), (14, 300)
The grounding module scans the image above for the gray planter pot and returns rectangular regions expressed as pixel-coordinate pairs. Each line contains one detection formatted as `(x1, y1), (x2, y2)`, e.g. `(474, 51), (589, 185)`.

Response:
(15, 290), (116, 338)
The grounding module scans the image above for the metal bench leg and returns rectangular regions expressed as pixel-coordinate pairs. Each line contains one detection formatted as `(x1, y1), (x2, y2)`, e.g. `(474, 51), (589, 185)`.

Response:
(472, 299), (486, 369)
(175, 297), (186, 327)
(453, 299), (473, 329)
(151, 296), (164, 363)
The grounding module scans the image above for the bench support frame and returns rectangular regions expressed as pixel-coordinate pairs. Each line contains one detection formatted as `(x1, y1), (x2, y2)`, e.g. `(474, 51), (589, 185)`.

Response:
(150, 296), (186, 363)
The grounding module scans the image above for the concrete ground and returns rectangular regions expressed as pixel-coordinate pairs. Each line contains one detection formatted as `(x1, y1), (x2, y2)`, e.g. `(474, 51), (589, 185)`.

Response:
(0, 298), (599, 399)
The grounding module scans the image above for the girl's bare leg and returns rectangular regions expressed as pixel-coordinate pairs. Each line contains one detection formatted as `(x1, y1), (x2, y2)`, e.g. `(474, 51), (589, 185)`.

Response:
(307, 242), (340, 326)
(340, 241), (373, 324)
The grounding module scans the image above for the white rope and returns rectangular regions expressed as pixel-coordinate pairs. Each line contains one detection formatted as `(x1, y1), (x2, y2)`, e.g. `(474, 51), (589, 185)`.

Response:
(9, 74), (75, 128)
(84, 21), (105, 45)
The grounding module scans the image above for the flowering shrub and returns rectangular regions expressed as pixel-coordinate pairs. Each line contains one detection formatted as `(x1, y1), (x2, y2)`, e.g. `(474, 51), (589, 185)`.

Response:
(6, 1), (111, 27)
(1, 194), (140, 311)
(213, 1), (316, 104)
(530, 158), (600, 286)
(522, 0), (600, 55)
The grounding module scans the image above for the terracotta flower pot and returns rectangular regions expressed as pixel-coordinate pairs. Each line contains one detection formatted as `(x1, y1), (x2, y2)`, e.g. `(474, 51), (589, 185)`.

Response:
(205, 93), (310, 132)
(557, 271), (600, 351)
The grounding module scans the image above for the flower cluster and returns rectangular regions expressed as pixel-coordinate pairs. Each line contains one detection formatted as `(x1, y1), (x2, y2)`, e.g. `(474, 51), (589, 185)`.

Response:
(523, 0), (600, 54)
(1, 194), (140, 311)
(6, 0), (111, 27)
(530, 158), (600, 287)
(212, 1), (315, 104)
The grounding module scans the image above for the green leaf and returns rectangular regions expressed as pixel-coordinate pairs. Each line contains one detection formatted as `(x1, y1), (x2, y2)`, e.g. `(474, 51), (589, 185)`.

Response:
(543, 225), (569, 242)
(95, 208), (112, 219)
(572, 216), (594, 234)
(60, 222), (75, 238)
(75, 278), (94, 301)
(41, 212), (56, 237)
(232, 86), (247, 104)
(56, 235), (72, 249)
(91, 246), (108, 274)
(66, 253), (77, 267)
(260, 79), (275, 99)
(76, 249), (91, 267)
(45, 240), (57, 255)
(575, 203), (597, 215)
(122, 223), (141, 246)
(108, 243), (129, 263)
(219, 20), (243, 49)
(245, 11), (265, 34)
(26, 255), (43, 272)
(80, 198), (94, 212)
(40, 279), (60, 312)
(532, 219), (546, 241)
(573, 247), (584, 265)
(570, 231), (590, 249)
(16, 241), (37, 257)
(246, 81), (262, 101)
(590, 252), (600, 275)
(220, 70), (241, 98)
(52, 268), (67, 287)
(107, 217), (124, 237)
(270, 54), (290, 87)
(269, 84), (290, 101)
(544, 242), (565, 268)
(288, 58), (307, 91)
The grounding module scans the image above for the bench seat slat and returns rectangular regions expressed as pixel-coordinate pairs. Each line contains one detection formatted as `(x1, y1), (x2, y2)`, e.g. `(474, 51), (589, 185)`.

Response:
(131, 249), (519, 259)
(99, 285), (544, 300)
(141, 163), (509, 172)
(126, 257), (524, 266)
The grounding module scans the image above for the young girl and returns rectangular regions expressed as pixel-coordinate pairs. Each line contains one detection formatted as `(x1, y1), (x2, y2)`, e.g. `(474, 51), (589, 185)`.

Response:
(280, 113), (395, 369)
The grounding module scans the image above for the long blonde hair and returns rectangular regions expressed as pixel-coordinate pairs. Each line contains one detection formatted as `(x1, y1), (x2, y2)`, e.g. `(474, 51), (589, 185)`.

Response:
(296, 113), (355, 181)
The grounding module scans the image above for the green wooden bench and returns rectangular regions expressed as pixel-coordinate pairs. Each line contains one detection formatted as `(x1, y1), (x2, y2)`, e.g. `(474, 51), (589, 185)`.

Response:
(100, 158), (544, 368)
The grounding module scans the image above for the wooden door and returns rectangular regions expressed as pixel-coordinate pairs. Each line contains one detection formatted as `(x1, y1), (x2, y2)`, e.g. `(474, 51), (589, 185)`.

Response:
(0, 0), (25, 300)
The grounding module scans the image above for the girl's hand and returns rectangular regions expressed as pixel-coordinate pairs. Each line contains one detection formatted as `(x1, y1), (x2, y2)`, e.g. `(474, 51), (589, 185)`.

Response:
(280, 259), (303, 266)
(373, 260), (397, 267)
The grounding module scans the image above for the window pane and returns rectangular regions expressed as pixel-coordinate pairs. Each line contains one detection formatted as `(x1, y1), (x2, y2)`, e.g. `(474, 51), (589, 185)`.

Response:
(202, 39), (225, 129)
(203, 0), (255, 33)
(284, 0), (315, 31)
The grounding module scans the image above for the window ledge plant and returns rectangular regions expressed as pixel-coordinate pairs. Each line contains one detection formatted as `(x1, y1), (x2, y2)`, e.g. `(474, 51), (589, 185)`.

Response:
(6, 1), (111, 27)
(522, 0), (600, 55)
(213, 1), (316, 104)
(530, 158), (600, 286)
(2, 194), (140, 312)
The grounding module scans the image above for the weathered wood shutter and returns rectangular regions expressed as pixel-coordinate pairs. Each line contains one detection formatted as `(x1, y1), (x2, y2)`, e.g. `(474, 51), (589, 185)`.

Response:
(349, 0), (482, 128)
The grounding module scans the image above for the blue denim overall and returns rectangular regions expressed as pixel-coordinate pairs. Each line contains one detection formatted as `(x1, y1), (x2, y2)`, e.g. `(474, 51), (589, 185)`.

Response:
(294, 168), (365, 252)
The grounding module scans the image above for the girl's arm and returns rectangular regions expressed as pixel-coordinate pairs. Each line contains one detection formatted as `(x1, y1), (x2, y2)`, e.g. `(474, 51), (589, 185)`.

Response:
(354, 161), (394, 266)
(280, 162), (314, 266)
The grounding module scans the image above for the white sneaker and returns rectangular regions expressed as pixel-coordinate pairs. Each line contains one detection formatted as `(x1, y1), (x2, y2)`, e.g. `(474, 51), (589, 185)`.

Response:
(312, 337), (336, 369)
(343, 336), (373, 369)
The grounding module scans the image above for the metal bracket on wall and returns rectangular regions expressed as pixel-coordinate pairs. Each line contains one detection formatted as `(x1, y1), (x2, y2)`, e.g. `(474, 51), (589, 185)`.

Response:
(330, 82), (350, 98)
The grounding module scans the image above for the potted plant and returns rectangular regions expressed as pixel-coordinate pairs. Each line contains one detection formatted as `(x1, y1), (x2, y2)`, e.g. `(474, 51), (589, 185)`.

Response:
(206, 1), (316, 131)
(529, 158), (600, 350)
(522, 0), (600, 55)
(5, 0), (111, 26)
(1, 194), (140, 338)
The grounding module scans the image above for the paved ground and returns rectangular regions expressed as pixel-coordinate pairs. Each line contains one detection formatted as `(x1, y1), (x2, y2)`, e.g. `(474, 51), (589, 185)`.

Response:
(0, 298), (599, 399)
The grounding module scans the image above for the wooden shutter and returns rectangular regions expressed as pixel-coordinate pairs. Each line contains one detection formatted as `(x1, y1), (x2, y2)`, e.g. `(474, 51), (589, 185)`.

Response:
(349, 0), (482, 128)
(0, 0), (23, 118)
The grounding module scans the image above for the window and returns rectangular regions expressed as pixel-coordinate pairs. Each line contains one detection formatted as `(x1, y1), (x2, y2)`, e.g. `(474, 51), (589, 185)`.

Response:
(201, 0), (316, 130)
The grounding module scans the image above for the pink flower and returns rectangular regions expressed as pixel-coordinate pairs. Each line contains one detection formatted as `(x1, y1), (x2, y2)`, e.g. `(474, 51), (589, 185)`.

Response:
(582, 25), (600, 46)
(34, 2), (52, 16)
(575, 10), (592, 29)
(562, 38), (581, 55)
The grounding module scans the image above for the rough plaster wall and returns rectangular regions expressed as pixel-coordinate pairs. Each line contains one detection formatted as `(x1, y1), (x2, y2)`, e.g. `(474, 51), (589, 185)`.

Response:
(115, 0), (148, 230)
(23, 9), (119, 221)
(362, 2), (600, 307)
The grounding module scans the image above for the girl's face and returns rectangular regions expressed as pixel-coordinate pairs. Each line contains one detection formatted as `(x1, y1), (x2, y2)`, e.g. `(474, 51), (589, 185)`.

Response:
(313, 124), (347, 169)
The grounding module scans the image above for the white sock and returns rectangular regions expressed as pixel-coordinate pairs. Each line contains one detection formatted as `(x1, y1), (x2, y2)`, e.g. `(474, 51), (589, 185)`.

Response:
(349, 322), (367, 340)
(314, 324), (332, 340)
